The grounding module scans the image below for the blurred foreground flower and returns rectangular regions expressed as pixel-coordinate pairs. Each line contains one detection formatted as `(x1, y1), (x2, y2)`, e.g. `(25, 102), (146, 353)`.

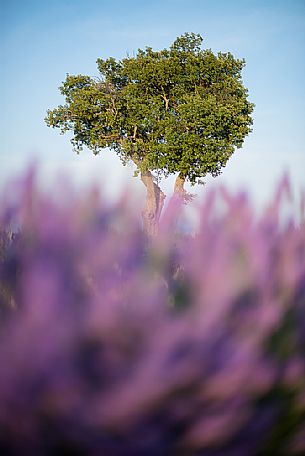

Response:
(0, 173), (304, 455)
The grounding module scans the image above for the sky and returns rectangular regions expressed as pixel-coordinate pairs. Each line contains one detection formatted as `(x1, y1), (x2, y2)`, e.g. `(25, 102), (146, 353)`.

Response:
(1, 0), (305, 210)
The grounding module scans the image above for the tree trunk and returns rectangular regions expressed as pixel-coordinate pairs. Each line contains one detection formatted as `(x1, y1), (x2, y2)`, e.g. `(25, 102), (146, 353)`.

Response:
(141, 171), (165, 237)
(174, 173), (194, 203)
(174, 173), (186, 196)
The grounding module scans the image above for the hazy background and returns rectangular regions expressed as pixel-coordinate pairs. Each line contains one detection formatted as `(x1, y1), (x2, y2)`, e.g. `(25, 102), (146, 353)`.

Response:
(1, 0), (305, 209)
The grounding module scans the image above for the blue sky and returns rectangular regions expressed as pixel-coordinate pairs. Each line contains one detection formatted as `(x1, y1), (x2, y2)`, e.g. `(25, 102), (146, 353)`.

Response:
(1, 0), (305, 208)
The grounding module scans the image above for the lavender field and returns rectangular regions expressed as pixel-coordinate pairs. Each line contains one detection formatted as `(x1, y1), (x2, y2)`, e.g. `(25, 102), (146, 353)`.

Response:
(0, 173), (305, 455)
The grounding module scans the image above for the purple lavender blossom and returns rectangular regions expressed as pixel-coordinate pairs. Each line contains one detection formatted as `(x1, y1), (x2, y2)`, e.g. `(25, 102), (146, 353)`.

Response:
(0, 172), (304, 455)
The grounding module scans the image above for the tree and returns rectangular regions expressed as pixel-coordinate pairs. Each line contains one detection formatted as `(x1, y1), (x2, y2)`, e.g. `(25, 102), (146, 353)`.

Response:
(45, 32), (254, 236)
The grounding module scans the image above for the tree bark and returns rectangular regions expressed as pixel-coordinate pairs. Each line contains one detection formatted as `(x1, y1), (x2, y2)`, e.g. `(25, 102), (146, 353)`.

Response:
(174, 173), (186, 196)
(140, 171), (165, 237)
(174, 173), (194, 203)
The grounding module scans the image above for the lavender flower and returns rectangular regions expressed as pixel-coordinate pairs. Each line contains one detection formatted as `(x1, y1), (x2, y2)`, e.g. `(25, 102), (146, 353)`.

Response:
(0, 172), (304, 455)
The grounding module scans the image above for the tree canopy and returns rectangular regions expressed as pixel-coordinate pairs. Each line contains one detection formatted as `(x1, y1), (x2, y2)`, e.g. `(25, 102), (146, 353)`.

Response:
(45, 32), (254, 185)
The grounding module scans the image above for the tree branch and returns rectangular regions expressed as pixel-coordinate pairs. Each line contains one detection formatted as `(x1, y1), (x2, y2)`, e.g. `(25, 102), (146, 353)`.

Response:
(133, 125), (138, 139)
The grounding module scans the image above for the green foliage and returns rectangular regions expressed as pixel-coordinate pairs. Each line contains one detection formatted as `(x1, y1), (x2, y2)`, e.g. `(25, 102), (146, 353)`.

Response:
(45, 33), (254, 183)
